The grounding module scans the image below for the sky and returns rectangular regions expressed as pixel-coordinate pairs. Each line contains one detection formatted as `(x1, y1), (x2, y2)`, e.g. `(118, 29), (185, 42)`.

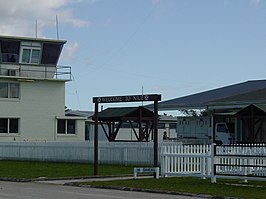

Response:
(0, 0), (266, 113)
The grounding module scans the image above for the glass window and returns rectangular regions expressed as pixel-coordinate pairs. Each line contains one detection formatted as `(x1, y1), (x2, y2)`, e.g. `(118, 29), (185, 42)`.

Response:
(0, 40), (20, 63)
(20, 41), (41, 64)
(0, 83), (19, 99)
(158, 123), (165, 129)
(0, 119), (8, 133)
(21, 49), (31, 63)
(41, 43), (63, 65)
(31, 49), (40, 64)
(0, 83), (8, 98)
(57, 119), (66, 134)
(9, 118), (19, 133)
(21, 48), (40, 64)
(0, 118), (19, 134)
(57, 119), (76, 134)
(67, 120), (76, 134)
(9, 83), (19, 98)
(170, 123), (177, 129)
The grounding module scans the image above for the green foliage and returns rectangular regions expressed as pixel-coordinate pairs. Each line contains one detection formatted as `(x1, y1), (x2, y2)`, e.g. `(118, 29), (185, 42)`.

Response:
(180, 109), (198, 116)
(180, 109), (207, 117)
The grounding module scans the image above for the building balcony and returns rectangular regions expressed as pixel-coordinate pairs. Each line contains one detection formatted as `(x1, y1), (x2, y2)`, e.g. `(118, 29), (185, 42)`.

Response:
(0, 63), (71, 81)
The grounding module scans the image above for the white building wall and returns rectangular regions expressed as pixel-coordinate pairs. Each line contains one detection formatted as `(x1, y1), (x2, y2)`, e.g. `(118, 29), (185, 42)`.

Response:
(0, 79), (65, 141)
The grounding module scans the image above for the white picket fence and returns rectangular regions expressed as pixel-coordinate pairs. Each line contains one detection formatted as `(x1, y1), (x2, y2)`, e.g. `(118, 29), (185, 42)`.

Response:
(161, 143), (266, 182)
(0, 141), (179, 165)
(1, 141), (265, 182)
(161, 144), (212, 178)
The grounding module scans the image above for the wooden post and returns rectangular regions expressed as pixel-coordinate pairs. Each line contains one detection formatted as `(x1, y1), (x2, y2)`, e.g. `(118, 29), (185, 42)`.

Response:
(154, 99), (159, 169)
(92, 94), (161, 177)
(94, 102), (99, 176)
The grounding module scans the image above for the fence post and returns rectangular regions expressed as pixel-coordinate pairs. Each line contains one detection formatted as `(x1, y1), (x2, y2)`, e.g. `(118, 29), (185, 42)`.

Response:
(124, 148), (128, 166)
(243, 158), (248, 183)
(161, 146), (165, 176)
(201, 157), (206, 179)
(207, 145), (211, 176)
(211, 143), (216, 183)
(160, 146), (165, 177)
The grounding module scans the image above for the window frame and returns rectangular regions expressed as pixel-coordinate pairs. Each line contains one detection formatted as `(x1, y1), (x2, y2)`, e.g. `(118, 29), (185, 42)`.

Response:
(57, 119), (76, 135)
(0, 82), (20, 99)
(19, 41), (41, 65)
(21, 47), (41, 64)
(0, 118), (19, 134)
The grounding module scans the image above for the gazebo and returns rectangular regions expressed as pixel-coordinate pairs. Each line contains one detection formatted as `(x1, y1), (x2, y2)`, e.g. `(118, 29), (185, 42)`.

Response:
(94, 106), (154, 142)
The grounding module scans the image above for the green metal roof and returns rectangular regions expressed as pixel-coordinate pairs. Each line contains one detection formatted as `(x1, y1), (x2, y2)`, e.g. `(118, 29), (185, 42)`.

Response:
(251, 104), (266, 113)
(96, 106), (154, 121)
(235, 104), (266, 116)
(151, 80), (266, 110)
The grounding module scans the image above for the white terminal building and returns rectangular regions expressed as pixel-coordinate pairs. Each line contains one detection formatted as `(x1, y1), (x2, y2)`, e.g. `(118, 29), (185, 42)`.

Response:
(0, 35), (88, 141)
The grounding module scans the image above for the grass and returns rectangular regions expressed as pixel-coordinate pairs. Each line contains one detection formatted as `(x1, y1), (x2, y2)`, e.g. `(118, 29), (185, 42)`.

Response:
(1, 160), (265, 198)
(83, 177), (266, 199)
(0, 160), (135, 179)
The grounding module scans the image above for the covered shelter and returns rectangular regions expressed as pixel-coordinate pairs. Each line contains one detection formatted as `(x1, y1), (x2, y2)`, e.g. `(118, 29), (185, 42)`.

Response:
(235, 104), (266, 143)
(92, 94), (161, 176)
(148, 80), (266, 143)
(154, 80), (266, 111)
(95, 106), (154, 142)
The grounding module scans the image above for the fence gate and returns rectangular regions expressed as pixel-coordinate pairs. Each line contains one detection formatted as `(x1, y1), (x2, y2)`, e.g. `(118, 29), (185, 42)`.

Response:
(161, 144), (211, 178)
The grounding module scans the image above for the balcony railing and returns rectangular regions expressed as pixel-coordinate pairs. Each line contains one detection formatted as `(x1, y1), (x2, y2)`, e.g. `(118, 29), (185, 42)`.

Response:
(0, 63), (72, 81)
(55, 66), (72, 80)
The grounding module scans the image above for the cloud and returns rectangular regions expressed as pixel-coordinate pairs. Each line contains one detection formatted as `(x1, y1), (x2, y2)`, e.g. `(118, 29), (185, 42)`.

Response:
(61, 41), (79, 60)
(249, 0), (262, 7)
(0, 0), (90, 37)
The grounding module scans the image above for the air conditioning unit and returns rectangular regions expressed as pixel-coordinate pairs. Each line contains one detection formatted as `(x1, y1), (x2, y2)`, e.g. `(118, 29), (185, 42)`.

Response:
(7, 69), (17, 76)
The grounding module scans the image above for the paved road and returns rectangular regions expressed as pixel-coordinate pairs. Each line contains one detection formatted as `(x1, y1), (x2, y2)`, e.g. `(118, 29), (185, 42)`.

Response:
(0, 181), (201, 199)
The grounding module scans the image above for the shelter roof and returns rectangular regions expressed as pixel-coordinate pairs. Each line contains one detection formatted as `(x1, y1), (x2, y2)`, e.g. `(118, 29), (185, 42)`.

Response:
(153, 80), (266, 110)
(235, 104), (266, 117)
(65, 110), (94, 118)
(95, 106), (154, 121)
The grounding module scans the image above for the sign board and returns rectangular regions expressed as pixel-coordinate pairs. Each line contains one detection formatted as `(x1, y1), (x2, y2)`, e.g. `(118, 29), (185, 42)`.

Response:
(134, 167), (160, 179)
(93, 94), (161, 104)
(135, 168), (157, 172)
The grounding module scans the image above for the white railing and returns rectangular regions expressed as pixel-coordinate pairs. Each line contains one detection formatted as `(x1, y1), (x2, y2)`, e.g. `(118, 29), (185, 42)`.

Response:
(161, 143), (266, 182)
(0, 63), (71, 80)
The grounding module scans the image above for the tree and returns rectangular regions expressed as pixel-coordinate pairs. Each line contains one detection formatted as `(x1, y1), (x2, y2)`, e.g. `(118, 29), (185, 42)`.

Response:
(180, 109), (207, 117)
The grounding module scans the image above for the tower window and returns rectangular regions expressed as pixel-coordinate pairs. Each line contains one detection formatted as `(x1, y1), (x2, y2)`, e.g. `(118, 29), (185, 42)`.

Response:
(0, 40), (20, 63)
(20, 42), (41, 64)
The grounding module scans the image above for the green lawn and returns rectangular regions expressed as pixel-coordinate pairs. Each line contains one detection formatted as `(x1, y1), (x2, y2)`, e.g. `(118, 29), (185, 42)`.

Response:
(1, 160), (266, 199)
(84, 177), (266, 199)
(0, 160), (135, 179)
